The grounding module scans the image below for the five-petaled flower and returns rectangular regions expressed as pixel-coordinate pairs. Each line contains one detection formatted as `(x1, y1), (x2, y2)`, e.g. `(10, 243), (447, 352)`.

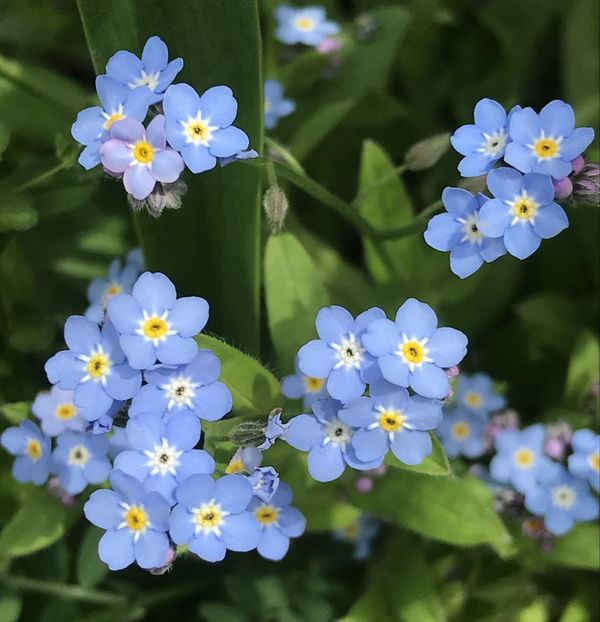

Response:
(454, 372), (505, 418)
(437, 408), (487, 459)
(32, 386), (85, 437)
(568, 429), (600, 492)
(275, 5), (340, 47)
(1, 420), (52, 485)
(264, 80), (296, 130)
(281, 358), (327, 408)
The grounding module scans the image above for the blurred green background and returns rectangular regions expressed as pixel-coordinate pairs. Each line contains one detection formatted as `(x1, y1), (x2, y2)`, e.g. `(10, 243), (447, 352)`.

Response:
(0, 0), (598, 620)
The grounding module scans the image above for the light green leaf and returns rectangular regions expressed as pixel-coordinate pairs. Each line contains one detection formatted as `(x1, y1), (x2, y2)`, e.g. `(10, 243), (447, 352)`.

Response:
(0, 592), (21, 622)
(546, 523), (600, 570)
(559, 599), (590, 622)
(77, 526), (108, 588)
(0, 196), (37, 232)
(515, 600), (550, 622)
(0, 122), (9, 160)
(384, 433), (451, 477)
(265, 231), (330, 373)
(564, 331), (599, 408)
(0, 402), (30, 424)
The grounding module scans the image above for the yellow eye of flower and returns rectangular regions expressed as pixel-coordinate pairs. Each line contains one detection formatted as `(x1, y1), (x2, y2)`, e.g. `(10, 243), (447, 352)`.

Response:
(295, 17), (315, 31)
(106, 283), (122, 297)
(464, 391), (483, 408)
(195, 504), (223, 528)
(512, 197), (538, 220)
(104, 112), (124, 129)
(514, 448), (535, 468)
(589, 453), (600, 472)
(533, 138), (559, 159)
(26, 438), (42, 461)
(55, 403), (77, 421)
(132, 141), (154, 164)
(255, 505), (279, 525)
(87, 353), (111, 379)
(142, 316), (169, 340)
(402, 340), (425, 364)
(125, 506), (149, 532)
(378, 409), (404, 432)
(187, 120), (212, 143)
(452, 422), (471, 440)
(304, 376), (325, 393)
(225, 459), (245, 474)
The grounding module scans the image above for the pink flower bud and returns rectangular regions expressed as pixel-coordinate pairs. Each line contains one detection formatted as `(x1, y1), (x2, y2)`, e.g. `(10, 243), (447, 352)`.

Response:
(316, 37), (342, 54)
(571, 155), (585, 175)
(552, 176), (573, 200)
(356, 476), (373, 493)
(446, 365), (460, 379)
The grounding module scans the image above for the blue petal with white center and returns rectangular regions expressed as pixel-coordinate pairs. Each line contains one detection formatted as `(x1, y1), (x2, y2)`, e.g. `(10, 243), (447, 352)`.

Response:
(1, 420), (52, 485)
(275, 5), (340, 47)
(568, 429), (600, 492)
(454, 372), (505, 418)
(437, 407), (487, 458)
(264, 80), (296, 130)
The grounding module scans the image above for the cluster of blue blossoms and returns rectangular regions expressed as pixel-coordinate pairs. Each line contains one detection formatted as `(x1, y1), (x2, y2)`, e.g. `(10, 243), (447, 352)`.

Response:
(1, 256), (305, 570)
(425, 99), (595, 277)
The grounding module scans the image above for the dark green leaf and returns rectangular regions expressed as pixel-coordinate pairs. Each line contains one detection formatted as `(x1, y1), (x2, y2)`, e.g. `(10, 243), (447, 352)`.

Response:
(77, 526), (108, 588)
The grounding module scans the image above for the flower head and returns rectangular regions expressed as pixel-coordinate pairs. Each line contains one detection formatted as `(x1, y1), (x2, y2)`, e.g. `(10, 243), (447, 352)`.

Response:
(281, 358), (327, 408)
(505, 100), (594, 179)
(247, 466), (280, 502)
(568, 429), (600, 492)
(478, 167), (569, 259)
(250, 482), (305, 561)
(340, 380), (443, 465)
(52, 431), (111, 495)
(455, 372), (505, 417)
(257, 409), (289, 451)
(333, 513), (380, 560)
(285, 398), (383, 482)
(1, 420), (52, 485)
(264, 80), (295, 130)
(437, 408), (487, 458)
(44, 316), (142, 422)
(524, 464), (599, 535)
(84, 470), (171, 570)
(71, 76), (150, 170)
(106, 36), (183, 104)
(450, 98), (511, 177)
(169, 474), (261, 562)
(163, 84), (249, 173)
(362, 298), (468, 400)
(226, 447), (263, 475)
(100, 116), (185, 201)
(424, 188), (506, 278)
(114, 412), (214, 505)
(107, 271), (209, 370)
(275, 5), (340, 47)
(32, 386), (85, 437)
(298, 306), (385, 403)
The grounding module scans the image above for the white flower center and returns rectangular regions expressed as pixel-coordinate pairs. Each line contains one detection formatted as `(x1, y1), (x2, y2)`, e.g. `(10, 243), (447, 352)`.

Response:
(162, 374), (200, 410)
(324, 419), (352, 448)
(551, 484), (577, 510)
(479, 129), (506, 157)
(457, 214), (484, 244)
(129, 70), (161, 91)
(332, 334), (364, 369)
(144, 438), (183, 475)
(68, 444), (91, 467)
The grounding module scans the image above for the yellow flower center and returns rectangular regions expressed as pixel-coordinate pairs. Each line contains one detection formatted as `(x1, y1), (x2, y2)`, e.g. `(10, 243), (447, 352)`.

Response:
(125, 506), (149, 532)
(187, 120), (211, 142)
(132, 141), (155, 164)
(378, 409), (405, 432)
(106, 283), (122, 297)
(55, 403), (77, 421)
(402, 340), (425, 364)
(142, 316), (170, 340)
(195, 504), (223, 528)
(533, 138), (559, 159)
(87, 353), (111, 379)
(589, 453), (600, 472)
(255, 505), (279, 525)
(104, 112), (124, 129)
(225, 459), (245, 474)
(512, 196), (538, 220)
(295, 16), (315, 31)
(26, 438), (42, 461)
(452, 422), (471, 440)
(304, 376), (325, 393)
(514, 448), (535, 468)
(464, 391), (483, 408)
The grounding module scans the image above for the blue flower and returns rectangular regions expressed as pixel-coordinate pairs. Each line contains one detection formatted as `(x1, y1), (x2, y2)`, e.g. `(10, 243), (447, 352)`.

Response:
(281, 358), (327, 408)
(163, 84), (249, 173)
(450, 98), (510, 177)
(108, 427), (130, 460)
(226, 447), (262, 475)
(257, 410), (289, 451)
(32, 386), (85, 436)
(218, 148), (259, 168)
(524, 464), (599, 535)
(45, 317), (142, 422)
(340, 380), (443, 465)
(568, 429), (600, 492)
(1, 420), (52, 485)
(126, 248), (145, 273)
(437, 408), (487, 458)
(298, 306), (385, 403)
(333, 514), (380, 560)
(52, 431), (111, 495)
(246, 466), (279, 501)
(363, 298), (468, 400)
(249, 482), (305, 561)
(424, 188), (506, 278)
(275, 5), (340, 47)
(114, 412), (215, 505)
(264, 80), (295, 130)
(71, 76), (151, 170)
(107, 271), (209, 370)
(85, 258), (141, 324)
(455, 372), (505, 418)
(505, 100), (595, 179)
(169, 474), (261, 562)
(285, 398), (383, 482)
(129, 349), (232, 422)
(478, 168), (569, 260)
(106, 36), (183, 105)
(87, 399), (125, 436)
(84, 470), (171, 570)
(489, 424), (554, 493)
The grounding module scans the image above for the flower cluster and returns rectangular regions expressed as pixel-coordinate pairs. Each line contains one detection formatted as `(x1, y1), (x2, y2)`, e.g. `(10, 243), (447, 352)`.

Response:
(425, 98), (596, 277)
(0, 264), (305, 570)
(280, 299), (468, 481)
(72, 36), (254, 207)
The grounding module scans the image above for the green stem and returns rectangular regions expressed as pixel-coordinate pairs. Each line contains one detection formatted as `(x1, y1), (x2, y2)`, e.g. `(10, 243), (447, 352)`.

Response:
(136, 581), (201, 608)
(376, 200), (442, 240)
(12, 161), (70, 194)
(0, 573), (127, 606)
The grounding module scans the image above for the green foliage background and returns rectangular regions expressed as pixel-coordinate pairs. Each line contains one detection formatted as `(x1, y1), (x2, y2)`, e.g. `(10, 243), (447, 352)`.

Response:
(0, 0), (598, 620)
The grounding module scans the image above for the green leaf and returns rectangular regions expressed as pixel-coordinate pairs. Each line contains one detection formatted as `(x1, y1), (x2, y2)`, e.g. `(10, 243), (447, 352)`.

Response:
(546, 524), (600, 570)
(0, 196), (37, 232)
(77, 0), (264, 353)
(265, 231), (330, 372)
(564, 331), (599, 408)
(515, 600), (550, 622)
(199, 603), (249, 622)
(196, 334), (282, 418)
(77, 526), (108, 589)
(384, 433), (451, 477)
(0, 592), (21, 622)
(0, 402), (30, 424)
(0, 121), (9, 160)
(0, 489), (67, 559)
(348, 472), (513, 555)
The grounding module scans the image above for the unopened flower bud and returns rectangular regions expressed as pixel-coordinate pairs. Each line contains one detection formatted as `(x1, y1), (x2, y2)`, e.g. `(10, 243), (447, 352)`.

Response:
(228, 419), (266, 448)
(149, 545), (176, 575)
(552, 176), (573, 200)
(404, 133), (451, 171)
(355, 14), (379, 40)
(128, 179), (188, 218)
(263, 186), (289, 233)
(47, 477), (75, 506)
(356, 476), (373, 493)
(571, 162), (600, 207)
(543, 420), (572, 460)
(571, 155), (585, 175)
(317, 37), (342, 54)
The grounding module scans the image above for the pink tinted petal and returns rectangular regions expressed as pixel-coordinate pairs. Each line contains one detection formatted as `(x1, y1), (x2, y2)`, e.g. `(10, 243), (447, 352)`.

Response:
(109, 118), (145, 143)
(146, 115), (167, 149)
(124, 165), (156, 200)
(151, 149), (184, 183)
(100, 140), (133, 173)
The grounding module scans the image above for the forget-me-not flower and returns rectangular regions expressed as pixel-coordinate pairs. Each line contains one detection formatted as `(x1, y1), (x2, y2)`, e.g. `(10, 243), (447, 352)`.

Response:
(106, 36), (183, 104)
(1, 420), (52, 485)
(424, 187), (506, 278)
(257, 410), (289, 451)
(264, 80), (295, 130)
(437, 408), (487, 459)
(84, 470), (171, 570)
(275, 5), (340, 47)
(246, 466), (279, 501)
(163, 84), (249, 173)
(298, 306), (385, 403)
(505, 100), (595, 179)
(362, 298), (468, 400)
(226, 447), (263, 475)
(333, 513), (380, 560)
(455, 372), (505, 418)
(568, 429), (600, 492)
(281, 358), (327, 408)
(32, 386), (85, 436)
(108, 271), (209, 370)
(478, 168), (569, 260)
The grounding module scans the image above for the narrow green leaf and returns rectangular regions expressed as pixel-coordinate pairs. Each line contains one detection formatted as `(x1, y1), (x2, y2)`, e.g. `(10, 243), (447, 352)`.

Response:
(265, 231), (330, 372)
(77, 527), (108, 589)
(564, 331), (599, 407)
(0, 121), (9, 160)
(384, 433), (451, 477)
(76, 0), (264, 353)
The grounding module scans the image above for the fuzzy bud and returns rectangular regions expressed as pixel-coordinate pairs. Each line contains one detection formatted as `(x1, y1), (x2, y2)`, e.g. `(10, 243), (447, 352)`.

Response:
(128, 179), (188, 218)
(228, 419), (266, 448)
(263, 186), (289, 233)
(356, 476), (373, 493)
(149, 545), (176, 575)
(571, 162), (600, 207)
(404, 133), (451, 171)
